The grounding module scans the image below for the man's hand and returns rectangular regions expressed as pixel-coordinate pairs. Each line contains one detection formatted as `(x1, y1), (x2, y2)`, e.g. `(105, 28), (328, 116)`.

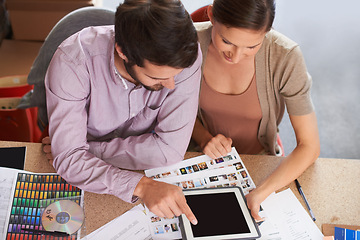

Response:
(202, 134), (232, 159)
(134, 177), (198, 225)
(42, 136), (54, 165)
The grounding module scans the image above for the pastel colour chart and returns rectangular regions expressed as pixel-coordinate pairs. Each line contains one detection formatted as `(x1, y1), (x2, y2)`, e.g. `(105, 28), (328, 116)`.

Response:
(6, 172), (83, 240)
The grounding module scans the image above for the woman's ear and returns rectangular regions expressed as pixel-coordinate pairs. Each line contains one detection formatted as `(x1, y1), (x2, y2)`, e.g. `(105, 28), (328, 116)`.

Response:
(115, 43), (128, 61)
(207, 5), (214, 23)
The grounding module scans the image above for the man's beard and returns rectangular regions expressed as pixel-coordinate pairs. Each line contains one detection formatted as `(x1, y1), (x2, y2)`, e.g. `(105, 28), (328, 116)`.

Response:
(123, 60), (164, 91)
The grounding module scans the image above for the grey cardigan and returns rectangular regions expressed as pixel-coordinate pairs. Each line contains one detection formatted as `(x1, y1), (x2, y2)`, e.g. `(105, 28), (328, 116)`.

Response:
(194, 22), (314, 155)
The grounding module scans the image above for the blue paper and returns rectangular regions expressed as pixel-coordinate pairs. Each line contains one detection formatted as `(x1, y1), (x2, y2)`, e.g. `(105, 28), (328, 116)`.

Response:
(335, 227), (345, 240)
(346, 229), (356, 240)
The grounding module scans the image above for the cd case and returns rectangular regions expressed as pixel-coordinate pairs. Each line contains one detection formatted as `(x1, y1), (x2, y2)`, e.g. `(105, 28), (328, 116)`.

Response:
(2, 169), (85, 240)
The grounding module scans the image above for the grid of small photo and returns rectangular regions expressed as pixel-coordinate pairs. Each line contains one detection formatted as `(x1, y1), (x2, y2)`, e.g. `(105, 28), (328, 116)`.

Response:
(148, 210), (181, 239)
(174, 164), (254, 195)
(148, 153), (237, 179)
(145, 148), (256, 195)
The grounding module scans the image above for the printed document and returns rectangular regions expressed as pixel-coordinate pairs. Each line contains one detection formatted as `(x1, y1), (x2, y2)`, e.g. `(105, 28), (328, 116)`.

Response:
(261, 189), (324, 240)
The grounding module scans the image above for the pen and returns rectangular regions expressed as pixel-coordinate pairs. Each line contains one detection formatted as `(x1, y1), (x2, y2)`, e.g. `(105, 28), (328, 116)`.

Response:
(21, 227), (70, 236)
(295, 179), (316, 221)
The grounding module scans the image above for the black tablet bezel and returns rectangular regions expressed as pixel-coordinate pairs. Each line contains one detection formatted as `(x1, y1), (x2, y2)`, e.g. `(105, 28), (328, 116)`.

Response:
(179, 187), (261, 240)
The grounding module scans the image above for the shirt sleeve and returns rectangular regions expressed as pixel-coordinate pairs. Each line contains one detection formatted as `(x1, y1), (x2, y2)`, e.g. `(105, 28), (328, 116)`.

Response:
(45, 48), (144, 203)
(46, 44), (202, 203)
(89, 46), (203, 170)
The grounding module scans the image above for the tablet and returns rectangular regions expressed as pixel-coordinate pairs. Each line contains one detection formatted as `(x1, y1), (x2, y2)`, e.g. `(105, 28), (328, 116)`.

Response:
(179, 187), (261, 240)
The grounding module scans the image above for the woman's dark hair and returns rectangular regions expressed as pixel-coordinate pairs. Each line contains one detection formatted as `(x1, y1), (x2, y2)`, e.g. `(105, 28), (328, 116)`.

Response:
(115, 0), (198, 68)
(212, 0), (276, 32)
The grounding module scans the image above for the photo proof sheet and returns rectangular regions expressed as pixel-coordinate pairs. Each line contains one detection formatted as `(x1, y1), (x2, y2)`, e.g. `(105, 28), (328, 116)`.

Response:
(144, 148), (281, 240)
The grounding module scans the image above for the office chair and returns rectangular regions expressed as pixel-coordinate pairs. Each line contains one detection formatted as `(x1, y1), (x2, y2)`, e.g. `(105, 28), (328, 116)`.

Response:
(19, 6), (115, 138)
(0, 97), (33, 142)
(0, 75), (33, 97)
(190, 5), (210, 22)
(0, 75), (41, 142)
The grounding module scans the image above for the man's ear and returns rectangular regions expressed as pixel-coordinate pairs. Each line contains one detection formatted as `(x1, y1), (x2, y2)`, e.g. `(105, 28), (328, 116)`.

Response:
(207, 5), (214, 24)
(115, 43), (128, 61)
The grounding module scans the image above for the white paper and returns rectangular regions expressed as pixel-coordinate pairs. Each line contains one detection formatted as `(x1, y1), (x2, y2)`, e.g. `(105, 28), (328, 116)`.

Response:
(144, 206), (182, 240)
(257, 193), (283, 240)
(261, 188), (323, 240)
(146, 148), (247, 177)
(0, 168), (19, 240)
(145, 148), (256, 194)
(82, 205), (152, 240)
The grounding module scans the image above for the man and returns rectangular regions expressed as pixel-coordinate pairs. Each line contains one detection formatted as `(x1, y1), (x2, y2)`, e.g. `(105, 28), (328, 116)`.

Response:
(45, 0), (201, 225)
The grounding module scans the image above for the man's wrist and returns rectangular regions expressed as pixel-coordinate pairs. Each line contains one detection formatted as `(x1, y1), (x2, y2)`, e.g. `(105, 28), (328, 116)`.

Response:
(133, 176), (150, 198)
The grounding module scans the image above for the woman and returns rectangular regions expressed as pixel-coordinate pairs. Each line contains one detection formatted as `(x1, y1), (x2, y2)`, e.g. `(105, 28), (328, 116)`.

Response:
(192, 0), (320, 220)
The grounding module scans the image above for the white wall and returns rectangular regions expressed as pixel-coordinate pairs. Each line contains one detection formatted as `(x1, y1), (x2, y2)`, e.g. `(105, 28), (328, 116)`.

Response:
(102, 0), (213, 14)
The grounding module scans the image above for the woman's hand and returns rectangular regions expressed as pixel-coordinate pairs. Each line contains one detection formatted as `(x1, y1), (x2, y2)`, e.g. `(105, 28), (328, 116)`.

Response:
(42, 136), (54, 165)
(202, 134), (232, 159)
(245, 188), (266, 222)
(192, 119), (232, 159)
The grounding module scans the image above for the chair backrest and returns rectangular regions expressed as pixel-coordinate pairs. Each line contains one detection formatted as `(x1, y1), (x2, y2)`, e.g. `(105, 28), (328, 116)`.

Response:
(0, 75), (33, 97)
(0, 75), (42, 142)
(0, 98), (33, 142)
(191, 5), (210, 22)
(24, 6), (115, 131)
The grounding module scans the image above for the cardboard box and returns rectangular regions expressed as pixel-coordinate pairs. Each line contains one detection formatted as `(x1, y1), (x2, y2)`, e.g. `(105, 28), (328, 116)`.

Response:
(6, 0), (102, 41)
(0, 39), (43, 77)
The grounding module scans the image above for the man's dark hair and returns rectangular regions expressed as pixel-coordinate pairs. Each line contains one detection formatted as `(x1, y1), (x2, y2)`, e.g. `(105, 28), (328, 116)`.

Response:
(115, 0), (198, 68)
(212, 0), (276, 32)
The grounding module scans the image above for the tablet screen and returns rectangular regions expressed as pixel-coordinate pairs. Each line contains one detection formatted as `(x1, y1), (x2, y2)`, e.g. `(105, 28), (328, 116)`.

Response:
(187, 192), (250, 237)
(180, 187), (260, 240)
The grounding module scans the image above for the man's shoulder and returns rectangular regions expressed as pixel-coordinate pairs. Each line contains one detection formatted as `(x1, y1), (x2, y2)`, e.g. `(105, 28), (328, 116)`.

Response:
(58, 25), (115, 58)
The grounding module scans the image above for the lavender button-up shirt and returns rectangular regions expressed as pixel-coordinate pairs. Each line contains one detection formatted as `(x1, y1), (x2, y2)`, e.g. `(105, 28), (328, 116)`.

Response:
(45, 26), (202, 203)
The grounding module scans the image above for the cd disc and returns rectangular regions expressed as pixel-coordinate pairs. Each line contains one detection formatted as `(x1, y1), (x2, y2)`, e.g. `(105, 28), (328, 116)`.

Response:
(41, 200), (84, 234)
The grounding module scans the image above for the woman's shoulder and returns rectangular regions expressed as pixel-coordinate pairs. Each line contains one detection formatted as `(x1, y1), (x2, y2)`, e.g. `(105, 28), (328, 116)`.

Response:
(193, 21), (212, 33)
(193, 21), (212, 60)
(194, 21), (212, 43)
(261, 29), (303, 60)
(264, 29), (299, 51)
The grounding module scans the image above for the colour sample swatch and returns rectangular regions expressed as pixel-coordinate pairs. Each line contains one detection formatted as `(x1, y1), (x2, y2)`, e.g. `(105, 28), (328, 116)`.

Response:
(6, 172), (83, 240)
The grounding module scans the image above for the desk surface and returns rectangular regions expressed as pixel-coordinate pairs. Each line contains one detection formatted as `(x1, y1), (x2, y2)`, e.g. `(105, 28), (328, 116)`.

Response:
(1, 141), (359, 235)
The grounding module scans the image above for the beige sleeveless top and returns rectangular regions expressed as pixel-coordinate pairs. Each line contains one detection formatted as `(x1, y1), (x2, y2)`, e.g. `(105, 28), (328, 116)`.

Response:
(199, 75), (263, 154)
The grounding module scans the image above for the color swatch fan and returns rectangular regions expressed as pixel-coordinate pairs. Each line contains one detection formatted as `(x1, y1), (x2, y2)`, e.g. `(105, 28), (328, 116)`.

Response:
(5, 172), (84, 239)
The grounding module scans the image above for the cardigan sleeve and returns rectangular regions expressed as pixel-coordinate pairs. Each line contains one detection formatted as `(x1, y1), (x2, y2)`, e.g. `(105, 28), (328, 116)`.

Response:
(274, 43), (314, 116)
